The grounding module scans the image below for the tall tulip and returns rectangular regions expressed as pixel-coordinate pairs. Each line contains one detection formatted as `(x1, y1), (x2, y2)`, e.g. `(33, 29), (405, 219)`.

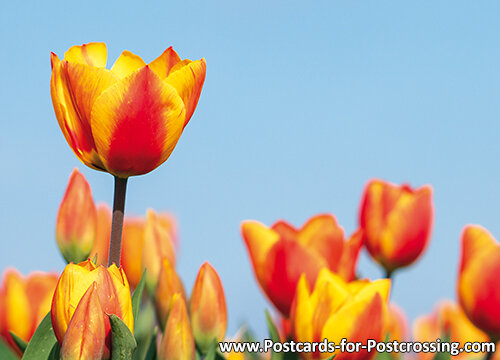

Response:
(189, 262), (227, 353)
(51, 42), (205, 266)
(51, 260), (133, 359)
(290, 269), (390, 360)
(359, 179), (433, 277)
(457, 225), (500, 341)
(0, 270), (58, 355)
(56, 168), (97, 263)
(242, 214), (362, 316)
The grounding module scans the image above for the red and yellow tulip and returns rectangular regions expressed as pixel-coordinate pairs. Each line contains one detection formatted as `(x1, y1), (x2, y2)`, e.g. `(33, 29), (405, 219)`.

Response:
(56, 168), (97, 263)
(242, 214), (363, 316)
(413, 300), (499, 360)
(158, 294), (195, 360)
(51, 260), (133, 359)
(0, 270), (58, 355)
(155, 258), (186, 330)
(359, 179), (433, 275)
(189, 262), (227, 353)
(384, 303), (408, 359)
(457, 225), (500, 341)
(50, 42), (206, 178)
(290, 269), (390, 360)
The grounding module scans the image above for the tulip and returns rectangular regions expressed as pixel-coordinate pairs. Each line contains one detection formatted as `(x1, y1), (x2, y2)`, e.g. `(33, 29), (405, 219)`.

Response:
(457, 225), (500, 341)
(50, 42), (206, 178)
(0, 270), (58, 355)
(189, 262), (227, 353)
(158, 294), (195, 360)
(89, 203), (113, 265)
(384, 304), (408, 359)
(56, 168), (97, 263)
(60, 282), (105, 360)
(51, 260), (133, 359)
(242, 214), (362, 316)
(291, 269), (390, 360)
(359, 179), (433, 277)
(155, 258), (186, 330)
(413, 301), (498, 360)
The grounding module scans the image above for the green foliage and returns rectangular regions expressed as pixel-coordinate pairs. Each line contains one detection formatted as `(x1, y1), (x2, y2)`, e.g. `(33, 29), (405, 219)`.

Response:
(22, 312), (57, 360)
(9, 331), (28, 353)
(265, 309), (283, 360)
(0, 339), (18, 360)
(109, 314), (138, 360)
(132, 269), (147, 329)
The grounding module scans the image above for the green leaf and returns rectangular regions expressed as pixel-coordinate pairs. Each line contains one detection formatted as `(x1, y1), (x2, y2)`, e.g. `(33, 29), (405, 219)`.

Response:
(143, 329), (158, 360)
(109, 314), (137, 360)
(264, 310), (283, 360)
(205, 340), (217, 360)
(22, 312), (57, 360)
(132, 269), (147, 328)
(92, 253), (99, 264)
(47, 342), (60, 360)
(0, 339), (18, 360)
(9, 331), (28, 353)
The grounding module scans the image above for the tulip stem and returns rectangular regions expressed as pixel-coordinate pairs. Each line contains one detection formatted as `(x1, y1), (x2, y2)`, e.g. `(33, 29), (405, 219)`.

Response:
(484, 351), (494, 360)
(107, 176), (128, 266)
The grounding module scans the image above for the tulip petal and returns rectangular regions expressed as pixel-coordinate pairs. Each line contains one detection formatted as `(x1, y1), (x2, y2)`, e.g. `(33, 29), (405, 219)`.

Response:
(64, 42), (107, 68)
(111, 50), (146, 79)
(165, 58), (206, 127)
(459, 225), (497, 272)
(60, 283), (105, 360)
(149, 47), (182, 79)
(2, 271), (31, 343)
(336, 230), (363, 281)
(90, 66), (186, 177)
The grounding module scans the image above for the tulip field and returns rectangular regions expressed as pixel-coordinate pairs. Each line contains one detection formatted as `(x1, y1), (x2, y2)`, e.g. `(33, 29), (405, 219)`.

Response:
(1, 3), (499, 360)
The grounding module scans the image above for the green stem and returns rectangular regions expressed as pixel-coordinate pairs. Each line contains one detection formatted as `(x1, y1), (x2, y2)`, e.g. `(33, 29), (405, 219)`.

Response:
(484, 350), (494, 360)
(107, 176), (128, 266)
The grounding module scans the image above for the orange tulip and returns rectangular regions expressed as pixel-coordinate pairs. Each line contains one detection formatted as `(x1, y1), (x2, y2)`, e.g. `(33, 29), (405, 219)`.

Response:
(56, 168), (97, 263)
(0, 270), (58, 355)
(457, 225), (500, 341)
(155, 258), (186, 330)
(242, 214), (362, 316)
(51, 260), (133, 359)
(89, 203), (113, 265)
(189, 262), (227, 353)
(384, 304), (408, 359)
(359, 179), (433, 276)
(50, 42), (206, 178)
(413, 301), (498, 360)
(158, 294), (195, 360)
(60, 283), (106, 360)
(290, 269), (390, 360)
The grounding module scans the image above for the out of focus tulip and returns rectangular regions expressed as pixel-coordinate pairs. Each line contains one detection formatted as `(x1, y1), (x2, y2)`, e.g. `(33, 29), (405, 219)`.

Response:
(457, 225), (500, 341)
(0, 270), (58, 355)
(359, 179), (433, 276)
(51, 260), (133, 359)
(290, 269), (390, 360)
(242, 214), (362, 316)
(413, 301), (499, 360)
(56, 168), (97, 263)
(89, 207), (177, 289)
(60, 283), (105, 360)
(50, 42), (206, 178)
(384, 304), (408, 359)
(189, 262), (227, 353)
(158, 294), (195, 360)
(155, 258), (186, 330)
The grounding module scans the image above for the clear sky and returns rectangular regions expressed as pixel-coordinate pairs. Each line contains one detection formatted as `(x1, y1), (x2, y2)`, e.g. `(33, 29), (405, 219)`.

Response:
(1, 1), (499, 337)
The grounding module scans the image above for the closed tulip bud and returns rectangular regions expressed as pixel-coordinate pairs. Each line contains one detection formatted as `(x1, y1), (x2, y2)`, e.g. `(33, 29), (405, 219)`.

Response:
(189, 262), (227, 353)
(50, 43), (206, 178)
(51, 260), (133, 359)
(413, 301), (496, 360)
(291, 269), (390, 360)
(56, 169), (97, 263)
(89, 203), (112, 265)
(242, 214), (362, 317)
(142, 209), (176, 293)
(159, 294), (195, 360)
(60, 282), (105, 360)
(359, 179), (433, 276)
(0, 270), (58, 355)
(155, 258), (186, 330)
(384, 304), (408, 359)
(457, 225), (500, 341)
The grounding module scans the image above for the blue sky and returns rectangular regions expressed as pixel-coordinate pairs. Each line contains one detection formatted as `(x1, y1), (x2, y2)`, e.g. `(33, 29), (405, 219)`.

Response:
(1, 1), (499, 337)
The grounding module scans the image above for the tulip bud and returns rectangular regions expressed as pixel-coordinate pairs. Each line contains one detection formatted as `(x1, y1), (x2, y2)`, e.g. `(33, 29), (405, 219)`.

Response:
(359, 179), (433, 276)
(56, 169), (97, 263)
(52, 260), (134, 359)
(159, 294), (195, 360)
(142, 209), (176, 293)
(61, 282), (105, 360)
(89, 204), (112, 265)
(155, 258), (186, 330)
(189, 262), (227, 353)
(457, 225), (500, 341)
